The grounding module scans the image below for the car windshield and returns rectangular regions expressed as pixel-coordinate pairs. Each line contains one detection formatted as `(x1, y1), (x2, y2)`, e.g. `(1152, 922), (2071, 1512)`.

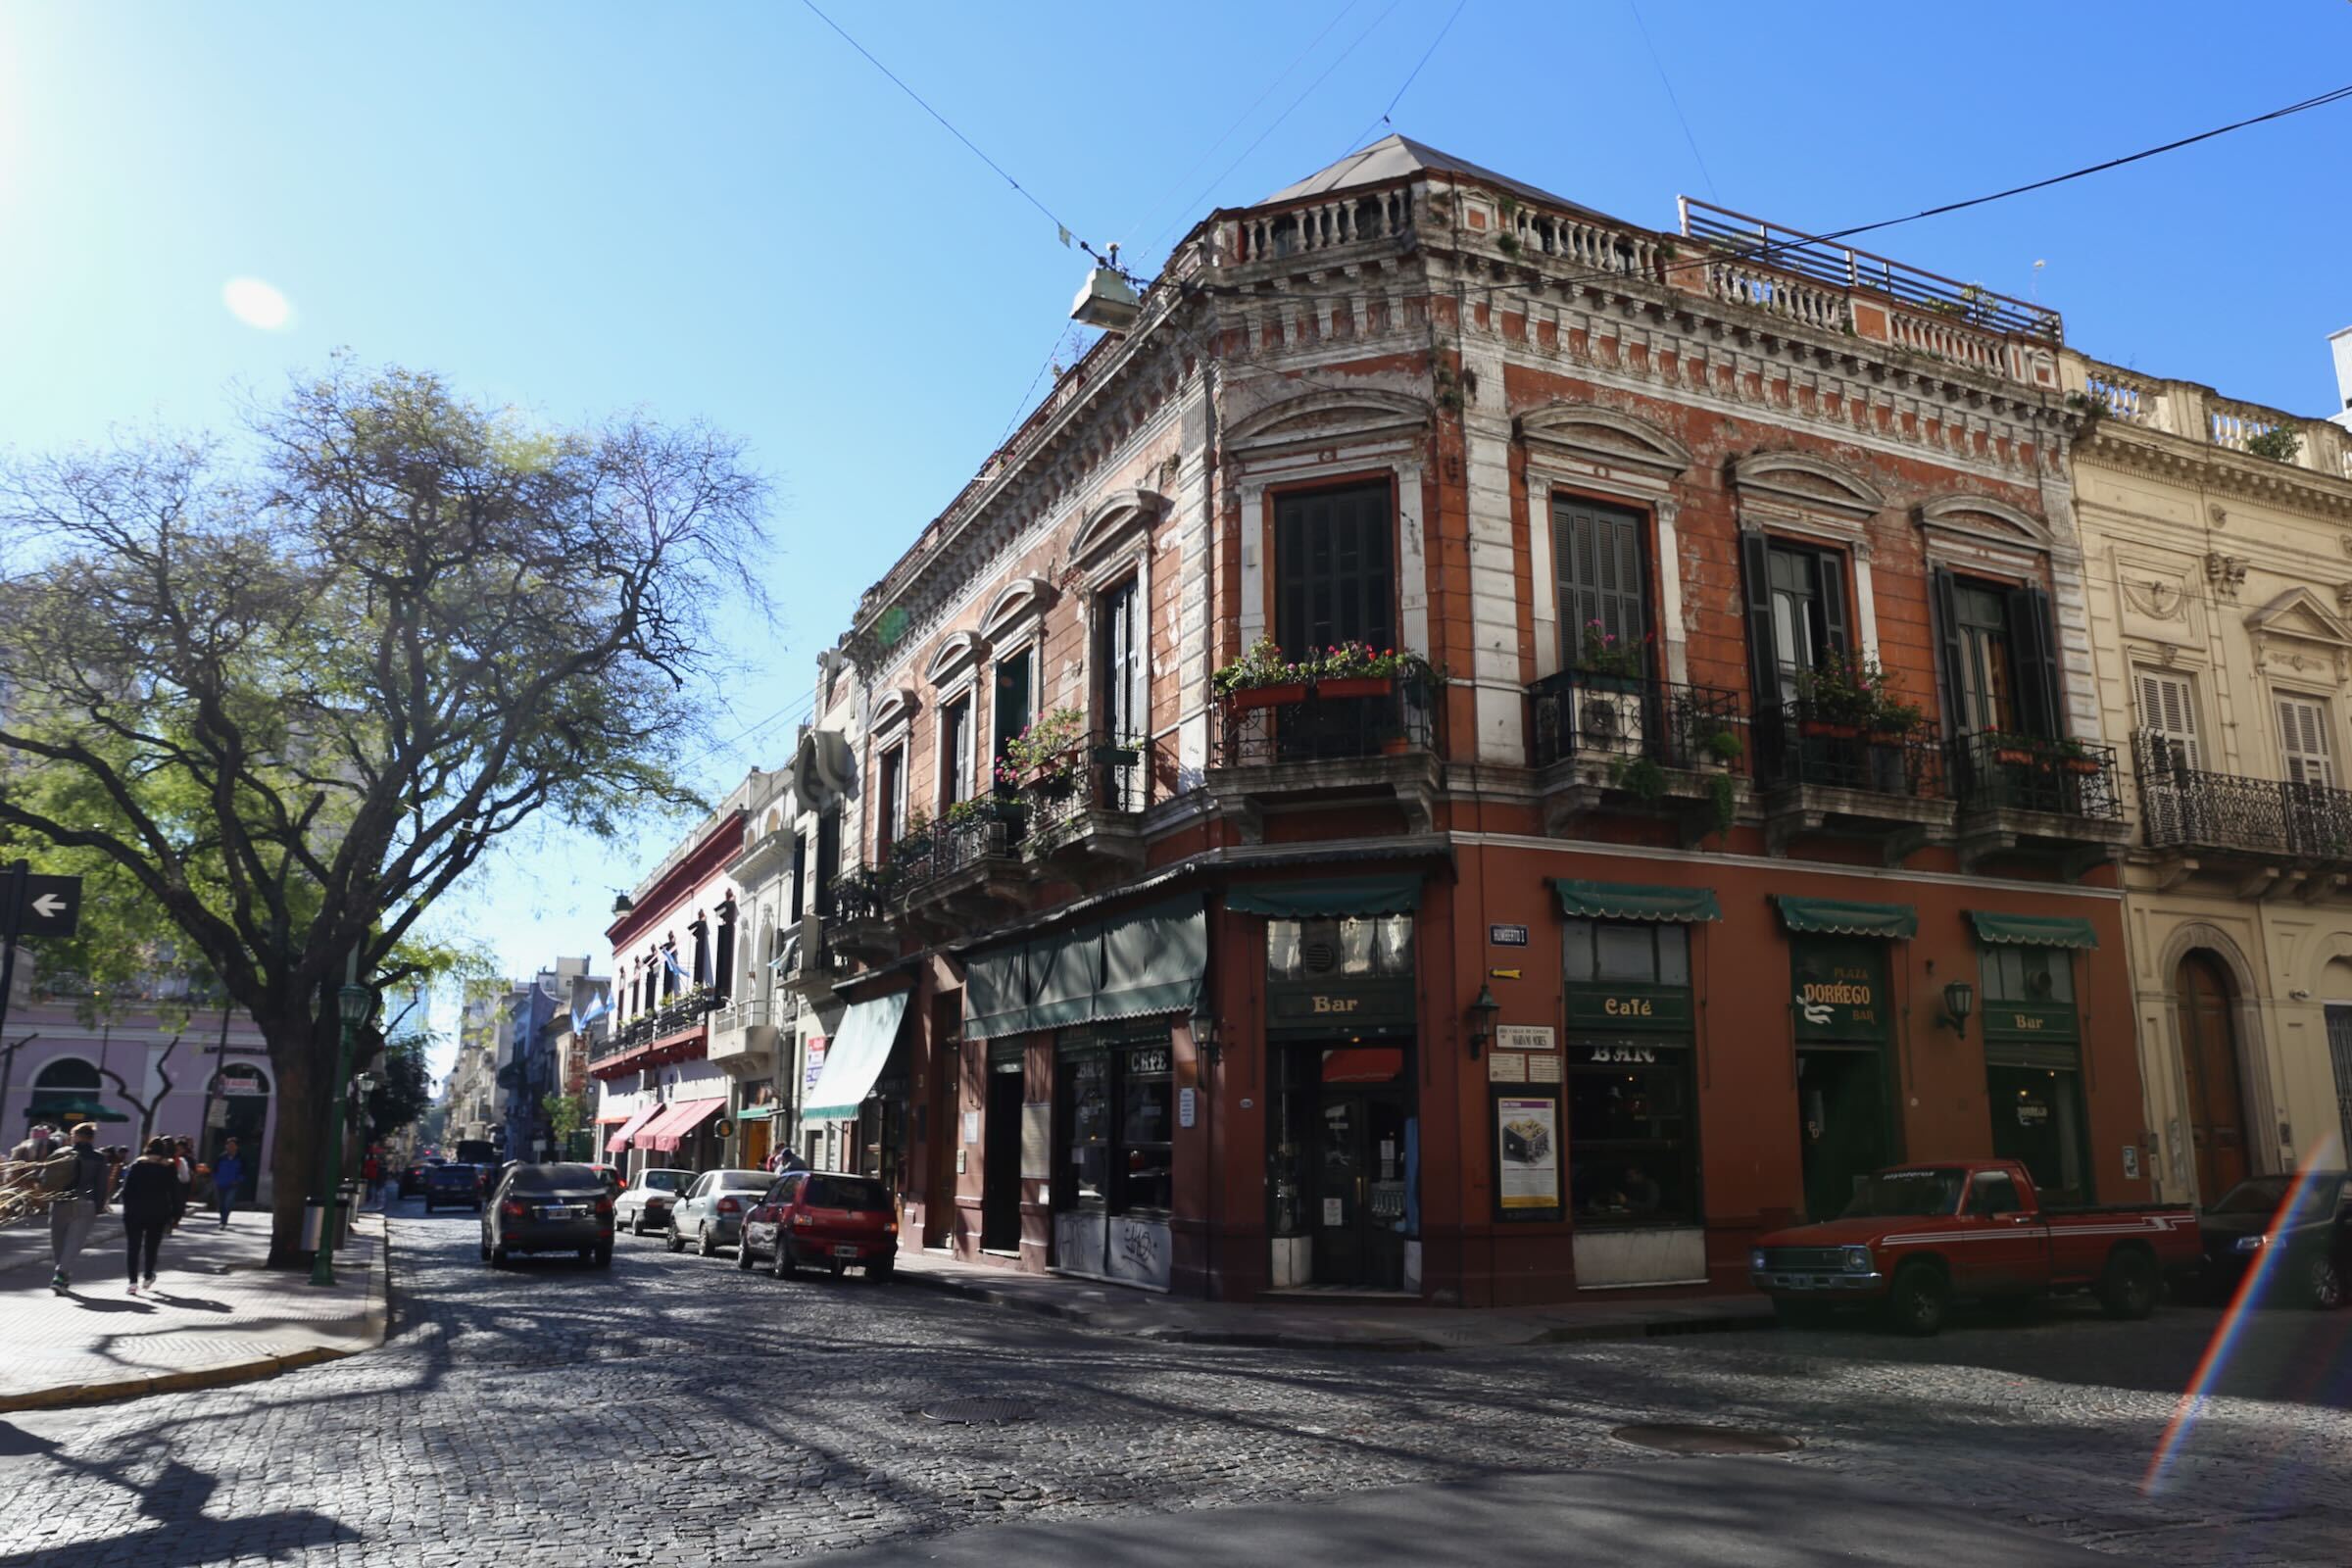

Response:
(640, 1171), (688, 1192)
(1840, 1169), (1967, 1218)
(804, 1176), (890, 1211)
(718, 1170), (770, 1190)
(2211, 1176), (2340, 1217)
(508, 1164), (601, 1192)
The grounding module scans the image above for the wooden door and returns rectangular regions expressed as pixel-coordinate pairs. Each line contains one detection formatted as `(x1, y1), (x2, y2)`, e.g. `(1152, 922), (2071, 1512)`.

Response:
(2175, 954), (2250, 1200)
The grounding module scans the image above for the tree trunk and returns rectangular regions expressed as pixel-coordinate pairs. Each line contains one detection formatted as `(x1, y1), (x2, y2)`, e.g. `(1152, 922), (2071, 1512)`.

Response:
(263, 1012), (336, 1269)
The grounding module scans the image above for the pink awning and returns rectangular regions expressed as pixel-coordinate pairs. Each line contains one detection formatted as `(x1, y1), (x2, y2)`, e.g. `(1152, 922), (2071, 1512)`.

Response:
(638, 1098), (726, 1153)
(605, 1102), (662, 1154)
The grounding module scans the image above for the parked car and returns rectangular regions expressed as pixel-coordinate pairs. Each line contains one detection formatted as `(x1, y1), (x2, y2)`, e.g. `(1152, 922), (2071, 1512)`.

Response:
(665, 1168), (774, 1256)
(481, 1162), (614, 1267)
(739, 1170), (899, 1281)
(613, 1169), (694, 1237)
(2197, 1171), (2351, 1310)
(1750, 1159), (2200, 1335)
(422, 1162), (483, 1213)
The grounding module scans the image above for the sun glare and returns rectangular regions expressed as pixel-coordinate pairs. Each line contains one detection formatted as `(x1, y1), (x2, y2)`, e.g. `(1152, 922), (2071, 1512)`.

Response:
(221, 276), (295, 331)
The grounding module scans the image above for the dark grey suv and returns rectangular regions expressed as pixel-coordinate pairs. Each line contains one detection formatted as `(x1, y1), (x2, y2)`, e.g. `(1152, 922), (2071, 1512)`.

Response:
(481, 1163), (615, 1268)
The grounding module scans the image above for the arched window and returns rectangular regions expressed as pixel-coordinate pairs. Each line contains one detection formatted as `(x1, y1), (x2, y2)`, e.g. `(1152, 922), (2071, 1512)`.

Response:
(32, 1057), (100, 1094)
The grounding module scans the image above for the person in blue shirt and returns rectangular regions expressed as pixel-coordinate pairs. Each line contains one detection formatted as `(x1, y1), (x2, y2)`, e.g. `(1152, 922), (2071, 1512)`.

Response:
(211, 1137), (247, 1227)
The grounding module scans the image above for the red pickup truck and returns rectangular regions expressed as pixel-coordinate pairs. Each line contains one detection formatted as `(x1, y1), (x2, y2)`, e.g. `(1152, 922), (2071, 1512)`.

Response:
(1749, 1160), (2199, 1335)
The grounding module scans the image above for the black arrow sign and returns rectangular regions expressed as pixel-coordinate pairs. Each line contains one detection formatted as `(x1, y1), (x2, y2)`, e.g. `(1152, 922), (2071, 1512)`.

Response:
(4, 871), (81, 939)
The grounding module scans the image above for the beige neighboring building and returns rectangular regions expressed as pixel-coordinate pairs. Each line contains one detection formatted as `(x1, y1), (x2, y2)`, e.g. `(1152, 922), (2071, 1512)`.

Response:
(2066, 347), (2352, 1204)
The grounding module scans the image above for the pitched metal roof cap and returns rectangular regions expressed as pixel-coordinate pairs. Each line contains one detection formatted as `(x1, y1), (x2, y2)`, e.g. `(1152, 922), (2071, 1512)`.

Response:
(1256, 133), (1608, 223)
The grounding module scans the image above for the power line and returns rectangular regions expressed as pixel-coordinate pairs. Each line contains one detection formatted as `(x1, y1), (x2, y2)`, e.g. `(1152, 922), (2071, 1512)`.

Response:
(798, 0), (1108, 264)
(1143, 0), (1407, 262)
(1627, 1), (1717, 202)
(1337, 0), (1468, 158)
(1119, 1), (1363, 252)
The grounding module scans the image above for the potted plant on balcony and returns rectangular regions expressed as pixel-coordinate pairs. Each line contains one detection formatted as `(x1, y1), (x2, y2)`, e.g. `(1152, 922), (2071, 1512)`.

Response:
(1572, 619), (1649, 692)
(1983, 730), (2039, 768)
(1794, 651), (1886, 739)
(1211, 637), (1313, 711)
(999, 708), (1084, 798)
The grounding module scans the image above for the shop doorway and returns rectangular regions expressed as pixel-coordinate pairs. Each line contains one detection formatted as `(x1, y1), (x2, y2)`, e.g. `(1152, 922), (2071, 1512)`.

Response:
(1313, 1084), (1409, 1289)
(208, 1064), (270, 1203)
(1796, 1047), (1889, 1222)
(2176, 952), (2250, 1200)
(982, 1059), (1023, 1251)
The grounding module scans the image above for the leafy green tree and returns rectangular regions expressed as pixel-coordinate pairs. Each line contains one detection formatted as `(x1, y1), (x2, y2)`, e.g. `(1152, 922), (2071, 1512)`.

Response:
(365, 1035), (435, 1146)
(0, 360), (768, 1263)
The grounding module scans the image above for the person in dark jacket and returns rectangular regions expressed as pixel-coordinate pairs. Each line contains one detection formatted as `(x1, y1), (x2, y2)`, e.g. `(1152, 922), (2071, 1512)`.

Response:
(43, 1123), (113, 1294)
(118, 1137), (182, 1295)
(211, 1138), (246, 1227)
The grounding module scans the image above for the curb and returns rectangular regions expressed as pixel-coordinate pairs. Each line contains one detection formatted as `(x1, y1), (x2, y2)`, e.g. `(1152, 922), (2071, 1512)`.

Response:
(896, 1265), (1777, 1353)
(0, 1220), (394, 1415)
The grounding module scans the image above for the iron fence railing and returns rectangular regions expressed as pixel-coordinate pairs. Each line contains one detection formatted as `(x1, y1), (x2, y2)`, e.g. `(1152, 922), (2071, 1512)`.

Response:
(1754, 701), (1947, 799)
(1213, 670), (1440, 766)
(1026, 733), (1147, 848)
(1528, 670), (1746, 773)
(2134, 732), (2352, 859)
(1948, 731), (2123, 821)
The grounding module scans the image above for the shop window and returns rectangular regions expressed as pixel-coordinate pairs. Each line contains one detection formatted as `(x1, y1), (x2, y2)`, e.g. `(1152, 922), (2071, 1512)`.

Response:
(1055, 1031), (1171, 1215)
(1987, 1065), (2087, 1203)
(1062, 1050), (1111, 1205)
(1982, 946), (2072, 1005)
(1117, 1039), (1173, 1213)
(1562, 919), (1688, 985)
(1266, 915), (1415, 980)
(1567, 1049), (1697, 1226)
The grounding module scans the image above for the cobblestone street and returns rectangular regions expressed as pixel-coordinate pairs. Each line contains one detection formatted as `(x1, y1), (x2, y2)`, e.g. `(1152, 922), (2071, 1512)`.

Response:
(1, 1203), (2348, 1566)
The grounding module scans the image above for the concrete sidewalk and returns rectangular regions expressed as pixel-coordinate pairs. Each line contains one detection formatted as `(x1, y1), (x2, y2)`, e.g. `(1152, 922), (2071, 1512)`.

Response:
(892, 1249), (1772, 1351)
(0, 1208), (389, 1410)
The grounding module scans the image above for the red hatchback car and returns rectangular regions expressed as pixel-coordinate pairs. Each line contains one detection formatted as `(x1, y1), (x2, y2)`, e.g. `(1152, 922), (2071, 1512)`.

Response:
(738, 1171), (899, 1281)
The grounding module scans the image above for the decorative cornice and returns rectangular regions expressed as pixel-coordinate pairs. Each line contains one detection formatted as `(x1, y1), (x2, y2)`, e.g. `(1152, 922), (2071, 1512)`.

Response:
(2082, 421), (2352, 524)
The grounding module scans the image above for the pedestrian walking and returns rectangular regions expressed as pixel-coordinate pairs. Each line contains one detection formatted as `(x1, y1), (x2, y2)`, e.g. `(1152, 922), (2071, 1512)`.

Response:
(211, 1137), (246, 1227)
(171, 1137), (196, 1232)
(41, 1123), (113, 1294)
(117, 1138), (181, 1295)
(362, 1152), (382, 1210)
(8, 1122), (58, 1165)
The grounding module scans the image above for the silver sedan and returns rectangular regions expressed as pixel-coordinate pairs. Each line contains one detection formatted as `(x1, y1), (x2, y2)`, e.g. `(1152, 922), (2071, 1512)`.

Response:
(612, 1169), (694, 1237)
(665, 1168), (773, 1256)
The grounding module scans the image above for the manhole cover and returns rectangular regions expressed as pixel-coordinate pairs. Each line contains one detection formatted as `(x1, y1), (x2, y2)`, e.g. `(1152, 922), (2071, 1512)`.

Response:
(920, 1396), (1037, 1425)
(1611, 1423), (1800, 1455)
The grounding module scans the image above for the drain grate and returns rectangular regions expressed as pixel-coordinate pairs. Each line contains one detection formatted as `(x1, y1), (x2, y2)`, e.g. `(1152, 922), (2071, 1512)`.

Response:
(920, 1396), (1037, 1425)
(1611, 1423), (1800, 1455)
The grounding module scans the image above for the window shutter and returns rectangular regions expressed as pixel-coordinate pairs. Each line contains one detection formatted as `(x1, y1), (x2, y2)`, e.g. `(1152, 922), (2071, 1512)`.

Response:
(2135, 670), (2200, 771)
(2007, 583), (2062, 739)
(1739, 531), (1778, 712)
(1930, 567), (1966, 738)
(1554, 498), (1647, 665)
(2278, 697), (2336, 788)
(1817, 551), (1851, 656)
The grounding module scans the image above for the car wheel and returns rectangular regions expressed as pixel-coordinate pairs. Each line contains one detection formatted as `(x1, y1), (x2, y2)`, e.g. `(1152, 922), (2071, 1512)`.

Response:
(595, 1246), (612, 1269)
(866, 1257), (895, 1283)
(828, 1259), (844, 1279)
(478, 1232), (491, 1262)
(736, 1236), (758, 1270)
(698, 1224), (715, 1258)
(2308, 1253), (2346, 1310)
(1887, 1262), (1948, 1337)
(631, 1214), (648, 1238)
(2098, 1248), (2158, 1320)
(490, 1243), (510, 1268)
(772, 1241), (796, 1279)
(665, 1222), (685, 1254)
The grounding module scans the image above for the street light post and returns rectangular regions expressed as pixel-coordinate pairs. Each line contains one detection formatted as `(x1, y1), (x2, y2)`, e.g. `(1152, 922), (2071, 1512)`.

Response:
(312, 978), (374, 1288)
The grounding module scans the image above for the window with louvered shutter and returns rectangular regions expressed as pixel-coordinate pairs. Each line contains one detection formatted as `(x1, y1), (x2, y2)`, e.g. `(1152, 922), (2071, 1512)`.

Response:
(1275, 482), (1394, 659)
(1552, 496), (1647, 667)
(2135, 670), (2200, 770)
(2278, 697), (2336, 788)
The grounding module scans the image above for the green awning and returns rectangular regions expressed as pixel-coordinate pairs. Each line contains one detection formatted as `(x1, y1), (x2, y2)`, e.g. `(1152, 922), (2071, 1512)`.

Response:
(1968, 911), (2099, 951)
(1225, 874), (1423, 918)
(963, 945), (1034, 1040)
(1550, 879), (1722, 923)
(1098, 897), (1207, 1020)
(1776, 896), (1918, 939)
(733, 1104), (776, 1121)
(25, 1097), (129, 1123)
(803, 991), (909, 1120)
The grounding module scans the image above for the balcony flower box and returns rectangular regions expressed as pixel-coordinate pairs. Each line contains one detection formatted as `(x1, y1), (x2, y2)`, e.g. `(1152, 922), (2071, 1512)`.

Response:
(1226, 681), (1307, 711)
(1316, 675), (1392, 701)
(1798, 719), (1863, 741)
(2061, 757), (2102, 776)
(1090, 741), (1142, 766)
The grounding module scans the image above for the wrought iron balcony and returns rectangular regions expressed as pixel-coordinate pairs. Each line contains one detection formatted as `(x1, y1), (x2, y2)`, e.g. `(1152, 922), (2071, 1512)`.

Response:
(1528, 669), (1745, 772)
(1755, 702), (1947, 799)
(2134, 733), (2352, 863)
(1025, 733), (1147, 856)
(1212, 669), (1440, 766)
(1949, 731), (2124, 820)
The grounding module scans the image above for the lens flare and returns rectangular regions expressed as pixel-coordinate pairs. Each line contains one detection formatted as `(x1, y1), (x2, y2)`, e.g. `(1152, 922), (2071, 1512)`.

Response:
(2142, 1135), (2342, 1495)
(221, 276), (295, 331)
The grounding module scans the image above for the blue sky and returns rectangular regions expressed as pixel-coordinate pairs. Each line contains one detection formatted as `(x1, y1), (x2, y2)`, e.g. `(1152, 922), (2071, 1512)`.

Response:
(5, 2), (2348, 1075)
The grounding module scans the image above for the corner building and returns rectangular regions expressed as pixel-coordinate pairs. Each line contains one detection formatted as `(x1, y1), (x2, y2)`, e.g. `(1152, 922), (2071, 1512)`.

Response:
(811, 138), (2153, 1305)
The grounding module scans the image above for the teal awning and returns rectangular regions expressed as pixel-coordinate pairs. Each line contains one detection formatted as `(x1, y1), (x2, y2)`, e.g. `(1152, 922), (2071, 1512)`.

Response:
(963, 945), (1033, 1040)
(733, 1104), (776, 1121)
(1550, 879), (1722, 923)
(803, 991), (908, 1120)
(25, 1096), (128, 1123)
(1776, 896), (1918, 939)
(1031, 924), (1102, 1031)
(1225, 874), (1423, 917)
(1968, 911), (2099, 950)
(1099, 898), (1207, 1020)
